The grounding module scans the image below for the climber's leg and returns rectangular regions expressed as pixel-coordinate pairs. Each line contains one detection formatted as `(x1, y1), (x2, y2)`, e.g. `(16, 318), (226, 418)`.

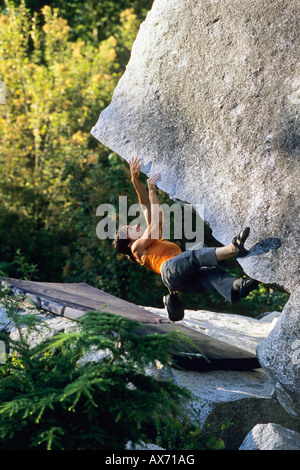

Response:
(181, 266), (239, 303)
(215, 243), (237, 262)
(161, 245), (222, 292)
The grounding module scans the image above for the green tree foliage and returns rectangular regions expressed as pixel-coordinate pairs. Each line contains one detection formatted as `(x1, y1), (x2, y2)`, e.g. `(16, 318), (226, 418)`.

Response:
(0, 0), (153, 45)
(0, 284), (192, 450)
(0, 1), (142, 284)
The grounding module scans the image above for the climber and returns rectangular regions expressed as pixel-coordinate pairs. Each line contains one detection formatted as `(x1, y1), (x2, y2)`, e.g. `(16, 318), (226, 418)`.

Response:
(113, 156), (259, 321)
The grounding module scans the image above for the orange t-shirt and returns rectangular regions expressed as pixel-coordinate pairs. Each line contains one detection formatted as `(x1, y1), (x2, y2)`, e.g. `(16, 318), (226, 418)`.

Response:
(137, 239), (182, 274)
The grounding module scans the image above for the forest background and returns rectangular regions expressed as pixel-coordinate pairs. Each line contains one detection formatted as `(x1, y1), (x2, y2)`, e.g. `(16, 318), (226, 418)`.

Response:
(0, 0), (288, 316)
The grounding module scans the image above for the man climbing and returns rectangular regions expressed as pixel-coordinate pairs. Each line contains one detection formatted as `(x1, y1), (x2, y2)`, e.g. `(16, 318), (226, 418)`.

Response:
(113, 156), (259, 321)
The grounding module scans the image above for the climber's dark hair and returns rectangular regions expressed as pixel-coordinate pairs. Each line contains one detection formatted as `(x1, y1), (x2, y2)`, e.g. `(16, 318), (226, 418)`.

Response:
(113, 226), (137, 263)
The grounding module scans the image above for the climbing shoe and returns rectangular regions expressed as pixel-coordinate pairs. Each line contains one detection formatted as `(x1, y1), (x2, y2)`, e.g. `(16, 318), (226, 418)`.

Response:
(163, 292), (185, 322)
(232, 227), (250, 257)
(239, 277), (259, 299)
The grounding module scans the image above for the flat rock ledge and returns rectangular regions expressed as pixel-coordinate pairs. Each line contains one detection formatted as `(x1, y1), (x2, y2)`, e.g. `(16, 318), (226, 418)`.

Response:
(144, 307), (281, 356)
(1, 301), (300, 450)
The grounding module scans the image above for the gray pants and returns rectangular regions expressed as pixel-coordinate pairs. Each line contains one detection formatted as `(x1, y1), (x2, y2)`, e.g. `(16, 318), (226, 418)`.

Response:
(160, 246), (238, 304)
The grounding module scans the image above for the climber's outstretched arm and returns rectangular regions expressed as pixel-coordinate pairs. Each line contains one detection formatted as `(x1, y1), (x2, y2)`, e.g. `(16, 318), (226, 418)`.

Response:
(129, 157), (164, 233)
(129, 156), (151, 225)
(131, 174), (162, 261)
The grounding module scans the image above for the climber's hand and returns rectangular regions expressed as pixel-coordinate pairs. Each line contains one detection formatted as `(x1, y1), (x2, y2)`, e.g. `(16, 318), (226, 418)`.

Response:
(147, 173), (160, 191)
(129, 156), (141, 183)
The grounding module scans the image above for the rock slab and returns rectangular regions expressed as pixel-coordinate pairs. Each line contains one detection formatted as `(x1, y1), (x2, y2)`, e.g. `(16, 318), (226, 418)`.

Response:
(165, 367), (298, 450)
(91, 0), (300, 417)
(239, 423), (300, 450)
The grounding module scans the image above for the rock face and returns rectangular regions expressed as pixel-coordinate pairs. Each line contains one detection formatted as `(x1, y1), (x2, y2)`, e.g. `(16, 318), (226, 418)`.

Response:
(150, 308), (300, 449)
(239, 423), (300, 451)
(165, 367), (297, 450)
(91, 0), (300, 417)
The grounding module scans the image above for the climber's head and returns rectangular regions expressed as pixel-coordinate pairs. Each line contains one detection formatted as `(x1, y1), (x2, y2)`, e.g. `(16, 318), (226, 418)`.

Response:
(113, 224), (144, 262)
(126, 223), (145, 241)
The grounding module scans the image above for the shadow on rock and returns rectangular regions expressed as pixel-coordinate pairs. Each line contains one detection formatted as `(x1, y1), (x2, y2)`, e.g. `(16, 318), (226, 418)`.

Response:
(246, 238), (282, 257)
